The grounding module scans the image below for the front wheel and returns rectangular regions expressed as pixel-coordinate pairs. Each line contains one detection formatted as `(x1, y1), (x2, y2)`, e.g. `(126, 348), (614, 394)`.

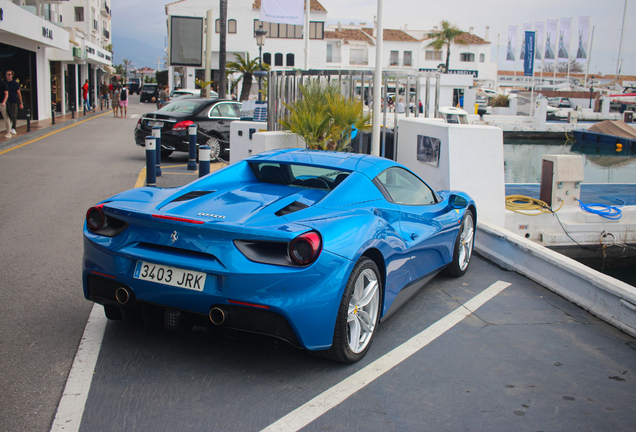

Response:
(444, 209), (475, 277)
(316, 257), (382, 363)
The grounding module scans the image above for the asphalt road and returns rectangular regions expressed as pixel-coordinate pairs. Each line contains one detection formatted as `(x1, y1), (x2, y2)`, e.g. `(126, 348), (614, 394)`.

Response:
(1, 95), (635, 432)
(0, 96), (149, 432)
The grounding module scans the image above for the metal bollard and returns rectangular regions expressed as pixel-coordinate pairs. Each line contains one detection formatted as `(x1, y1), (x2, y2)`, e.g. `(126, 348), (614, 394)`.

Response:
(71, 102), (75, 119)
(52, 104), (56, 125)
(83, 99), (86, 116)
(152, 127), (162, 177)
(187, 124), (197, 171)
(26, 109), (31, 132)
(199, 145), (210, 177)
(145, 136), (157, 187)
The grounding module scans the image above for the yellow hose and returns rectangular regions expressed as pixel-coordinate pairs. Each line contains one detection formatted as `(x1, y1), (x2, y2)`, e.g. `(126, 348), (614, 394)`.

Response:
(505, 195), (563, 215)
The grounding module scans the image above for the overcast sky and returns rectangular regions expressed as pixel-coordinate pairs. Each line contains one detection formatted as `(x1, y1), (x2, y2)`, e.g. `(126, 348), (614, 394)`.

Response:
(111, 0), (635, 76)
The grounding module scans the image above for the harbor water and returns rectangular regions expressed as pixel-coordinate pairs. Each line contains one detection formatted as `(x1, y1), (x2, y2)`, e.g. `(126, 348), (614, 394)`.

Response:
(504, 138), (636, 184)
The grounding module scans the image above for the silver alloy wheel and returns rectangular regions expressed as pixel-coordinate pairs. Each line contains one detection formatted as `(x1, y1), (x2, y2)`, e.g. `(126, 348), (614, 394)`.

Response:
(458, 213), (475, 271)
(205, 137), (221, 160)
(347, 268), (380, 353)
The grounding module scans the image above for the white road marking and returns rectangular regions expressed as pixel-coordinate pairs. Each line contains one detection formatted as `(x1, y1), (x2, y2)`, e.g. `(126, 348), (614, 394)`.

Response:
(50, 303), (107, 432)
(130, 114), (141, 118)
(260, 280), (511, 432)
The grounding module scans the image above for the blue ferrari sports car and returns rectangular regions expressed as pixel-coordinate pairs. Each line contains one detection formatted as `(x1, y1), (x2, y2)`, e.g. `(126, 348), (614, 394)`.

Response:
(83, 149), (476, 363)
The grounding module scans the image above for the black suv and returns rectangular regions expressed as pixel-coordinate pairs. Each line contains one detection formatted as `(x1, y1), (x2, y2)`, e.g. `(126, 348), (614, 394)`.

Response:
(140, 83), (159, 103)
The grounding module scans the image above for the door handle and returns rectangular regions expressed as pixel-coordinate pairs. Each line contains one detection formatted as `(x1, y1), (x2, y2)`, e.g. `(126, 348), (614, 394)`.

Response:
(410, 233), (419, 240)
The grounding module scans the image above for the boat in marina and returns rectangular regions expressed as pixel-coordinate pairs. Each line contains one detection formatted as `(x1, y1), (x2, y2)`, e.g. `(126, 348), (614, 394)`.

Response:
(572, 120), (636, 149)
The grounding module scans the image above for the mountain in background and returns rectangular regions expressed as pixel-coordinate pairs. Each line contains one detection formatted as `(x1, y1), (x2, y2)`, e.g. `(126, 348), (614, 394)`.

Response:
(111, 35), (166, 70)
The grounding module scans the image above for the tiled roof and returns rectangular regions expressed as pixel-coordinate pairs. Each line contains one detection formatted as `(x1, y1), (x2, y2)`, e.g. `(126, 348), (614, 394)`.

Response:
(252, 0), (326, 12)
(361, 28), (419, 42)
(455, 32), (490, 45)
(325, 29), (375, 45)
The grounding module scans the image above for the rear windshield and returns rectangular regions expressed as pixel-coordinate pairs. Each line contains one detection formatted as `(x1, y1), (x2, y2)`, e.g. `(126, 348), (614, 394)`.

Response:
(159, 100), (205, 114)
(249, 162), (351, 191)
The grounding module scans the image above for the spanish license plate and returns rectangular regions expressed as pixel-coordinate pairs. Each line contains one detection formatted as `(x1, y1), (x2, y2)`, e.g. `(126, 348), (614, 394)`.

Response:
(133, 261), (206, 291)
(147, 121), (163, 128)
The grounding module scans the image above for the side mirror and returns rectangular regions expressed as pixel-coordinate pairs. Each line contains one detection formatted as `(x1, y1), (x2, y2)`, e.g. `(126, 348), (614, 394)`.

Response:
(449, 194), (467, 209)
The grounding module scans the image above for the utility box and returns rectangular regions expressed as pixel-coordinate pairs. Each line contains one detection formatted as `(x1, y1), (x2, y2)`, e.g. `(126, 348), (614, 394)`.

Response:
(539, 154), (584, 208)
(567, 111), (579, 125)
(624, 110), (634, 123)
(229, 121), (267, 163)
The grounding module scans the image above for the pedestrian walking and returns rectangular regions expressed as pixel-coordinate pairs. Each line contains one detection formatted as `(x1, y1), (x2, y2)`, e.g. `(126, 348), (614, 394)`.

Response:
(112, 85), (121, 118)
(119, 83), (129, 118)
(5, 70), (23, 134)
(158, 85), (169, 108)
(82, 79), (94, 112)
(0, 78), (12, 138)
(100, 81), (109, 109)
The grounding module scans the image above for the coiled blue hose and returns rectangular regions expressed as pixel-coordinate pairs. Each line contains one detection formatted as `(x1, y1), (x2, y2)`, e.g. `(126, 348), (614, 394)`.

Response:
(576, 198), (626, 220)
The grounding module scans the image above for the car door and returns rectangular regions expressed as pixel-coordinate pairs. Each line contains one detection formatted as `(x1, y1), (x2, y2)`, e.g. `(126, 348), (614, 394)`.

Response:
(206, 102), (240, 140)
(375, 167), (461, 283)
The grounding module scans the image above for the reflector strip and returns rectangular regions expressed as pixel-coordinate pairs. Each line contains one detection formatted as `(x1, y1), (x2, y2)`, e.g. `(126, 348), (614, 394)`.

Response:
(91, 271), (117, 279)
(152, 214), (205, 224)
(227, 299), (271, 309)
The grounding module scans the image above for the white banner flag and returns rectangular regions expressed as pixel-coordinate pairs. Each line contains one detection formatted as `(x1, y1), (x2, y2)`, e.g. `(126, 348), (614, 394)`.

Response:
(506, 26), (517, 62)
(576, 16), (590, 64)
(260, 0), (304, 25)
(558, 17), (571, 60)
(534, 22), (544, 60)
(544, 20), (557, 63)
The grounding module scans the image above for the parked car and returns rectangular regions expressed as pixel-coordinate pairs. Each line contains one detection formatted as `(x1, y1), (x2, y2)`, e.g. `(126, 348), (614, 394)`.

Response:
(126, 81), (140, 95)
(548, 97), (571, 108)
(140, 83), (159, 103)
(82, 149), (476, 363)
(134, 98), (241, 158)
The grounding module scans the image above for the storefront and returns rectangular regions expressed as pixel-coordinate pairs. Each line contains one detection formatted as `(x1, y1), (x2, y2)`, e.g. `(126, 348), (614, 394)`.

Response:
(0, 0), (70, 121)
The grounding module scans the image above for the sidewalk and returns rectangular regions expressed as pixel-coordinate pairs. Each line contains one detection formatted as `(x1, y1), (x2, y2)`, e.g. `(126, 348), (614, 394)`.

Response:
(0, 107), (108, 152)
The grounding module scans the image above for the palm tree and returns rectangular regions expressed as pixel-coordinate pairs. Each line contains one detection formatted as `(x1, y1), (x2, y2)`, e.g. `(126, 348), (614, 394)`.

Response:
(226, 53), (261, 101)
(122, 59), (133, 80)
(425, 21), (467, 73)
(280, 81), (371, 151)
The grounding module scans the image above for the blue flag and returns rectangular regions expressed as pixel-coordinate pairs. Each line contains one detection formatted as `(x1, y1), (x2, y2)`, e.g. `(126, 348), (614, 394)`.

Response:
(524, 31), (535, 77)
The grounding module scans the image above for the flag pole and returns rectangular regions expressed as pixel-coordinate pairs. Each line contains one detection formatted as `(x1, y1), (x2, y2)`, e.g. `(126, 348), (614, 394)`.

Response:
(304, 0), (310, 69)
(371, 0), (384, 157)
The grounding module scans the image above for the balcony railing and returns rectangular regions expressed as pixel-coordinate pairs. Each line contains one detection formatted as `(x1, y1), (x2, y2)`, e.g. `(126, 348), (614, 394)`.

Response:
(103, 29), (110, 39)
(101, 2), (111, 17)
(349, 57), (369, 66)
(326, 55), (342, 63)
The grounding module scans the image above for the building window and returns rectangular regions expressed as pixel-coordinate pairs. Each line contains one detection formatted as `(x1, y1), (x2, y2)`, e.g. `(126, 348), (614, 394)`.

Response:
(479, 53), (485, 63)
(403, 51), (412, 66)
(254, 19), (323, 40)
(390, 51), (399, 66)
(425, 50), (442, 61)
(274, 53), (283, 66)
(326, 44), (333, 63)
(263, 53), (272, 66)
(216, 19), (238, 33)
(75, 7), (84, 22)
(309, 22), (324, 39)
(460, 53), (475, 62)
(286, 53), (295, 67)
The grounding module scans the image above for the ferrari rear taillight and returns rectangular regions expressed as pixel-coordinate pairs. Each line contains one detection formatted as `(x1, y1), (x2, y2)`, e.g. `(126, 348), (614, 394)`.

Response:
(173, 120), (194, 131)
(289, 231), (322, 266)
(86, 205), (105, 231)
(85, 204), (128, 237)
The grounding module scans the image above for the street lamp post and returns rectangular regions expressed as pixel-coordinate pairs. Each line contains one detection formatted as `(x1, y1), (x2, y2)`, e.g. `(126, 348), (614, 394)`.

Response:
(255, 24), (267, 102)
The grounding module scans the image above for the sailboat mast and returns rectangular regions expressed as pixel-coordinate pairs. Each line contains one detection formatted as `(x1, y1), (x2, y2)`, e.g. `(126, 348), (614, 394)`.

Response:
(615, 0), (627, 80)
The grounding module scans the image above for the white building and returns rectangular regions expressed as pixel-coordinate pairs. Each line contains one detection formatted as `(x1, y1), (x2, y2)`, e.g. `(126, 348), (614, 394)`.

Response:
(165, 0), (327, 92)
(0, 0), (113, 121)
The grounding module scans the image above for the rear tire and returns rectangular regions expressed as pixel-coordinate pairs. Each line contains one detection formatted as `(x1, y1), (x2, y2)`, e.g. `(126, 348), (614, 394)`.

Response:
(314, 257), (381, 363)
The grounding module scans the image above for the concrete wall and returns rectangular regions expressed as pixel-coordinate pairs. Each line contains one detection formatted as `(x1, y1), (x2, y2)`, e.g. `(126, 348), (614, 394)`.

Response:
(396, 118), (506, 226)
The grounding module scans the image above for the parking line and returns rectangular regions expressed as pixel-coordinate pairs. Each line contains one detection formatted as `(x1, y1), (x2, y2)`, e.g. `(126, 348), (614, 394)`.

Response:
(260, 280), (511, 432)
(49, 303), (107, 432)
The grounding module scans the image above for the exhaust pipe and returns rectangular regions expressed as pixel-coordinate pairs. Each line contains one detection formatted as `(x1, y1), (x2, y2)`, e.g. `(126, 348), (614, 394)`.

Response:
(115, 287), (132, 305)
(209, 307), (227, 325)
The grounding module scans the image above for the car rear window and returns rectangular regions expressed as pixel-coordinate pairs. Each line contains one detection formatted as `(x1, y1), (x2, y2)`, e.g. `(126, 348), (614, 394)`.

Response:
(249, 162), (350, 191)
(159, 100), (205, 114)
